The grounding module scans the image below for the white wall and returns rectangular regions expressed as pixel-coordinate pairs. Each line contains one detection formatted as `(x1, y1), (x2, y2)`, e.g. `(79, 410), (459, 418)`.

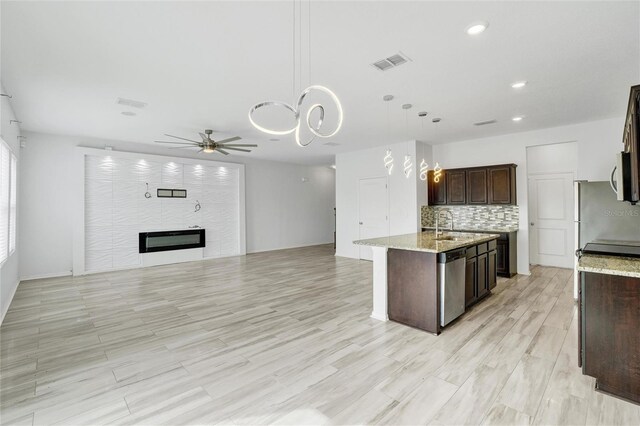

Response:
(433, 117), (625, 274)
(19, 131), (335, 279)
(79, 149), (245, 274)
(0, 83), (21, 322)
(335, 140), (433, 259)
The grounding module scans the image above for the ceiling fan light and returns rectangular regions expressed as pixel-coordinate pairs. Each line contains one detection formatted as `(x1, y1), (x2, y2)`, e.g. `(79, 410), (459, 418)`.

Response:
(203, 147), (215, 153)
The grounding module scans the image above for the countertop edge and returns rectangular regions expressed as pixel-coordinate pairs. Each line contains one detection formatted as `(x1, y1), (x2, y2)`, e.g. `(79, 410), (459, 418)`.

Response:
(577, 254), (640, 279)
(422, 226), (519, 234)
(353, 232), (501, 254)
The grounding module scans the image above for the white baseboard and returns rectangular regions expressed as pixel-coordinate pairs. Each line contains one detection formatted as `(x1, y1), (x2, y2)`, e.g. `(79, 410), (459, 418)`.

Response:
(247, 241), (333, 254)
(1, 279), (20, 326)
(370, 312), (388, 322)
(20, 271), (72, 281)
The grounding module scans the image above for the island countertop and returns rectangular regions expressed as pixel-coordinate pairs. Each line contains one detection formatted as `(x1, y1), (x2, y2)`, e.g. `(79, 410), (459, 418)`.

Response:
(354, 231), (500, 253)
(577, 253), (640, 278)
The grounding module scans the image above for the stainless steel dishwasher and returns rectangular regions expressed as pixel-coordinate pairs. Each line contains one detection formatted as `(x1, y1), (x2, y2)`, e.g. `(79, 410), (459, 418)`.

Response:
(438, 248), (467, 327)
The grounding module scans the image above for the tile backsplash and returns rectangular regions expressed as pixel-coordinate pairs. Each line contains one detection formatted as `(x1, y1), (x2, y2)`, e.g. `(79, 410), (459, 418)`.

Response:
(421, 205), (519, 231)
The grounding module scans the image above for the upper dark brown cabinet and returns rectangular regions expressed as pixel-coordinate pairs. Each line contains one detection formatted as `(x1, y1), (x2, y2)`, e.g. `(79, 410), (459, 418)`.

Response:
(466, 169), (488, 204)
(428, 163), (516, 206)
(446, 170), (467, 205)
(488, 165), (516, 204)
(428, 170), (447, 205)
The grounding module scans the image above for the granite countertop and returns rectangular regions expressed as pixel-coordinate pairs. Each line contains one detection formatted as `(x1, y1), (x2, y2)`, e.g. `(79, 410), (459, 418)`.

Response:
(577, 254), (640, 278)
(354, 231), (500, 253)
(422, 226), (519, 233)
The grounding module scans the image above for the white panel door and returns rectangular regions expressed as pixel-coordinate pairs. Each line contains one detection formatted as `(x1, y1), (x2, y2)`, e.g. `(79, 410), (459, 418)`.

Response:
(358, 177), (388, 261)
(528, 173), (575, 268)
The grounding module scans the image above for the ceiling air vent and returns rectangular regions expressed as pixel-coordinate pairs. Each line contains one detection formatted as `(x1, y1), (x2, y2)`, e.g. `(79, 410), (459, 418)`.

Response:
(116, 97), (148, 109)
(371, 52), (411, 71)
(474, 119), (497, 126)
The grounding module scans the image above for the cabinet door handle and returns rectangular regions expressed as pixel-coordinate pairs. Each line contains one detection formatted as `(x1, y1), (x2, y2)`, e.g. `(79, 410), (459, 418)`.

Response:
(530, 222), (535, 226)
(359, 222), (363, 225)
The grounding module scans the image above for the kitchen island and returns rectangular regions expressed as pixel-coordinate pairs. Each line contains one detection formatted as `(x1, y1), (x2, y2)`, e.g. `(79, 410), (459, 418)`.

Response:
(354, 231), (499, 334)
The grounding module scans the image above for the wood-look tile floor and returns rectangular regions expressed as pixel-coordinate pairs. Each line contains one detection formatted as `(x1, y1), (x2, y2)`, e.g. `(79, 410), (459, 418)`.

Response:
(2, 244), (639, 425)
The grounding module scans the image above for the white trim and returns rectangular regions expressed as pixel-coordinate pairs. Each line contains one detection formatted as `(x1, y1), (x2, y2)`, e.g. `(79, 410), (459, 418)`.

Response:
(370, 246), (389, 322)
(21, 271), (72, 281)
(247, 241), (333, 254)
(370, 312), (389, 322)
(0, 279), (20, 326)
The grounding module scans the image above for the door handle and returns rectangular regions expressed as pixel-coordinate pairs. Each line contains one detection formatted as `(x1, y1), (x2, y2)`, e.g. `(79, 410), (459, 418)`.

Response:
(530, 222), (535, 226)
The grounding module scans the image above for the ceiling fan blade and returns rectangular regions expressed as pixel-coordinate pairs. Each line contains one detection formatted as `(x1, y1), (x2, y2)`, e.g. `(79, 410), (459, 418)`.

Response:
(220, 144), (258, 148)
(199, 133), (208, 141)
(169, 146), (199, 149)
(215, 148), (230, 155)
(222, 147), (251, 153)
(164, 134), (201, 143)
(154, 141), (195, 145)
(216, 136), (242, 144)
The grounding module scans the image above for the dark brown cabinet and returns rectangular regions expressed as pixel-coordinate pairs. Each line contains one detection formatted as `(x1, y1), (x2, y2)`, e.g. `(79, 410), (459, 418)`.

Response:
(465, 256), (477, 307)
(476, 252), (488, 299)
(496, 239), (508, 276)
(427, 170), (447, 205)
(428, 164), (516, 206)
(579, 271), (640, 404)
(488, 165), (516, 204)
(446, 170), (467, 205)
(464, 240), (498, 308)
(466, 169), (488, 204)
(488, 249), (497, 290)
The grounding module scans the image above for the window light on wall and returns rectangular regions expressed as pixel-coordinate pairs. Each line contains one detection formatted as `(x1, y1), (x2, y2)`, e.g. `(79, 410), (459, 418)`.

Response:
(0, 138), (17, 263)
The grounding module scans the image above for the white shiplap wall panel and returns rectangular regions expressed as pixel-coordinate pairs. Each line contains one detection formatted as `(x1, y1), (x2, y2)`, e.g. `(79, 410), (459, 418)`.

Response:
(84, 153), (242, 273)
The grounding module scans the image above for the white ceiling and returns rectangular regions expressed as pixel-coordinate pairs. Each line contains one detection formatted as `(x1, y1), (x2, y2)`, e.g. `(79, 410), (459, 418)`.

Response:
(2, 1), (639, 165)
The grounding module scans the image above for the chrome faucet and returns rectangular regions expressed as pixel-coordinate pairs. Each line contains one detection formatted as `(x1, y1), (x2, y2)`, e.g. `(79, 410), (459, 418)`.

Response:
(435, 210), (454, 236)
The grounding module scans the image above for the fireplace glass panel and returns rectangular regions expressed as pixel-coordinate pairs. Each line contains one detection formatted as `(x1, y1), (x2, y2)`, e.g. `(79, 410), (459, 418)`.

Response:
(147, 234), (201, 248)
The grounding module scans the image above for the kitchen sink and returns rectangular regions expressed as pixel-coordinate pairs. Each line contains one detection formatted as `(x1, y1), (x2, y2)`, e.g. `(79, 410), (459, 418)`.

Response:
(435, 232), (475, 242)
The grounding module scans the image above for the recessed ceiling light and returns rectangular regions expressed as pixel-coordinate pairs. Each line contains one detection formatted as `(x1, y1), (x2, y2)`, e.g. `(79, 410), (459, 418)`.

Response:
(512, 116), (524, 122)
(511, 81), (527, 89)
(269, 138), (280, 141)
(466, 21), (489, 35)
(121, 111), (136, 116)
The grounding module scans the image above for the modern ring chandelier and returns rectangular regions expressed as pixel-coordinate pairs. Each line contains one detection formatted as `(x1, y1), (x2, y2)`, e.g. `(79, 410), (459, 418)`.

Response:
(248, 0), (343, 147)
(248, 85), (343, 147)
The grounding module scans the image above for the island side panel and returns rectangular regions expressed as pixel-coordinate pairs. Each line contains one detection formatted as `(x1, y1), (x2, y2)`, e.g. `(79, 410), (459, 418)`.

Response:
(387, 249), (439, 334)
(371, 246), (389, 321)
(582, 271), (640, 404)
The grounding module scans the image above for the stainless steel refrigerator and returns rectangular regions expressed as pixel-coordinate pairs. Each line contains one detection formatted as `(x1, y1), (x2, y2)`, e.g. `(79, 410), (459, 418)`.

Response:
(574, 181), (640, 296)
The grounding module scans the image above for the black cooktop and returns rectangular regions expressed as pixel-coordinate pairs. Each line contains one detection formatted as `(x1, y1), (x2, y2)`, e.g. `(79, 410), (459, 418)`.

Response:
(583, 241), (640, 258)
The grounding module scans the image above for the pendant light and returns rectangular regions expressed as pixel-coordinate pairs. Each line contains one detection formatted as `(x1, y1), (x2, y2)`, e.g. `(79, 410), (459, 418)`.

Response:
(432, 117), (443, 182)
(383, 95), (394, 175)
(402, 103), (413, 178)
(248, 0), (343, 147)
(418, 111), (429, 181)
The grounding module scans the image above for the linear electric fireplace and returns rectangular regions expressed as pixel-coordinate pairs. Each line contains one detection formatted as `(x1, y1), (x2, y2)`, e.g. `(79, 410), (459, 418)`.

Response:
(139, 229), (206, 253)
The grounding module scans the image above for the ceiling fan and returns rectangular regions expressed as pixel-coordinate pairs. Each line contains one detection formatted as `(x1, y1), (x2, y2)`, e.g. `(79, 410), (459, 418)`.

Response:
(155, 129), (257, 155)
